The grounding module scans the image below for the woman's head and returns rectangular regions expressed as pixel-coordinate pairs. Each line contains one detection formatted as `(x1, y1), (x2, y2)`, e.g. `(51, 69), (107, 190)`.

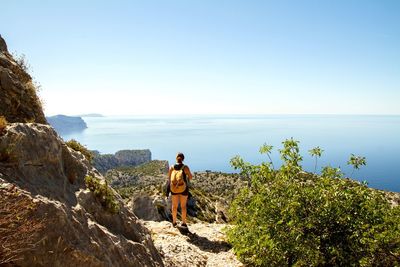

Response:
(176, 152), (185, 163)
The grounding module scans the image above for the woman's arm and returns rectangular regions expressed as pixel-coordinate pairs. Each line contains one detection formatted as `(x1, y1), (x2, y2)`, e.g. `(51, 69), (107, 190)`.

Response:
(168, 166), (173, 180)
(184, 166), (193, 180)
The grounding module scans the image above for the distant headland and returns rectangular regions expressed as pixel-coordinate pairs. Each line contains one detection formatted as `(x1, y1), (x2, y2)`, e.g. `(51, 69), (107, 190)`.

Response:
(46, 114), (87, 134)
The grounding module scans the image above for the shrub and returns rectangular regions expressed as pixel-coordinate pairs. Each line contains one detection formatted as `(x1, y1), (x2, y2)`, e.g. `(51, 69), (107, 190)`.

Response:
(85, 175), (120, 213)
(13, 53), (31, 73)
(0, 116), (7, 134)
(227, 139), (400, 266)
(66, 139), (94, 162)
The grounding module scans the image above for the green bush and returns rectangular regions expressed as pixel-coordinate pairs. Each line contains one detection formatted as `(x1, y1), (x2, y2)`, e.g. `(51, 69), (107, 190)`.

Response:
(66, 139), (94, 162)
(227, 139), (400, 266)
(85, 175), (120, 214)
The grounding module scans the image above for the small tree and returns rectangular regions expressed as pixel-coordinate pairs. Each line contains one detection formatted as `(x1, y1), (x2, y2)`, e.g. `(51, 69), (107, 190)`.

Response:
(259, 143), (275, 169)
(279, 138), (303, 177)
(309, 146), (324, 174)
(347, 154), (366, 176)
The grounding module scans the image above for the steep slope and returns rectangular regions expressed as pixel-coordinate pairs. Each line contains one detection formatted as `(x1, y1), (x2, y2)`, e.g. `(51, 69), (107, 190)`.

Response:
(0, 124), (163, 266)
(0, 36), (163, 266)
(0, 34), (46, 124)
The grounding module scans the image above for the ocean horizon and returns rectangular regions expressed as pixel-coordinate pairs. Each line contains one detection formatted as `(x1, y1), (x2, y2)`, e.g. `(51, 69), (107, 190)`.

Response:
(60, 114), (400, 192)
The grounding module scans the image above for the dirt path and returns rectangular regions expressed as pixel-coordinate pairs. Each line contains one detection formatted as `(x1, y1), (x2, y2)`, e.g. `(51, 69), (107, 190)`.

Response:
(143, 221), (243, 267)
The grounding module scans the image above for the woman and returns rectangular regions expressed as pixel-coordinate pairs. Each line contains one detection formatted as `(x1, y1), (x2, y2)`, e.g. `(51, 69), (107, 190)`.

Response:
(168, 152), (193, 228)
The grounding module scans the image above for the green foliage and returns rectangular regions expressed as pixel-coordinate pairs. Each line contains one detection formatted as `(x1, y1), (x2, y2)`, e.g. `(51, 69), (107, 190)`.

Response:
(260, 143), (275, 169)
(66, 139), (94, 162)
(348, 154), (367, 175)
(227, 139), (400, 266)
(309, 146), (324, 173)
(85, 176), (120, 213)
(279, 138), (303, 177)
(321, 166), (344, 179)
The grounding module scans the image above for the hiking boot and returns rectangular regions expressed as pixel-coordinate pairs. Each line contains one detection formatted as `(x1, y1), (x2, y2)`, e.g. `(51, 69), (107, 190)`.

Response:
(181, 223), (188, 228)
(172, 222), (177, 227)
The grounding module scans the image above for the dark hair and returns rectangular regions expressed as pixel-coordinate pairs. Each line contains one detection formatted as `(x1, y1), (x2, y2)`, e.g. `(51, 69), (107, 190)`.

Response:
(176, 152), (184, 163)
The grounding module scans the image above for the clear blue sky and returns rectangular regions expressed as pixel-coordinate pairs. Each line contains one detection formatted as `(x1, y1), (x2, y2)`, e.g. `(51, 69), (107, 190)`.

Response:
(1, 0), (399, 115)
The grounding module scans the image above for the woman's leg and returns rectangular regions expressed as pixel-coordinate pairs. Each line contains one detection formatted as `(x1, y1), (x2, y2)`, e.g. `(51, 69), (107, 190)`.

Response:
(171, 194), (179, 224)
(179, 194), (188, 224)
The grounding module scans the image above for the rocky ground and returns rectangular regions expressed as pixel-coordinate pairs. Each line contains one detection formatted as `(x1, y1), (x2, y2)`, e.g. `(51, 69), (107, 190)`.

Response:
(143, 221), (243, 267)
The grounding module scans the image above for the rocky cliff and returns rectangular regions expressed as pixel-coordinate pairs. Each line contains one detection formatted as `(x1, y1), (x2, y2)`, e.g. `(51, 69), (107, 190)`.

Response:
(0, 123), (163, 266)
(93, 149), (152, 173)
(0, 36), (163, 266)
(47, 114), (87, 134)
(0, 34), (46, 124)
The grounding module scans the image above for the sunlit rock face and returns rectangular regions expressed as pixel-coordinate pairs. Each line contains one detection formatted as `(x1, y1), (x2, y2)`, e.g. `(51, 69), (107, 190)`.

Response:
(0, 34), (46, 124)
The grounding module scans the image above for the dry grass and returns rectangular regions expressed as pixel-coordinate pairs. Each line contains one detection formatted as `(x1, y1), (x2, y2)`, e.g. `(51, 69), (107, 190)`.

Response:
(0, 116), (7, 134)
(0, 186), (44, 265)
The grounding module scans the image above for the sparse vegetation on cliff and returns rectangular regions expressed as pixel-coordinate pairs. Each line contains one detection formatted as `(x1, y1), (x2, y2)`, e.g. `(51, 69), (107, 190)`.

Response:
(11, 53), (45, 113)
(13, 53), (31, 73)
(0, 41), (46, 124)
(66, 139), (94, 162)
(227, 139), (400, 266)
(85, 175), (120, 213)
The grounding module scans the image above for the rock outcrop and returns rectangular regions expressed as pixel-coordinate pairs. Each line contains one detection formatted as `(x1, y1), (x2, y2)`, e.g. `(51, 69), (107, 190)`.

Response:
(93, 149), (152, 173)
(47, 114), (87, 134)
(129, 195), (164, 221)
(0, 34), (46, 124)
(0, 35), (7, 53)
(0, 123), (163, 266)
(0, 36), (163, 266)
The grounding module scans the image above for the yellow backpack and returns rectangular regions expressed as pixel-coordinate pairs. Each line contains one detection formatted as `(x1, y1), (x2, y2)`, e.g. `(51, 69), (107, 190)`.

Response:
(170, 164), (187, 194)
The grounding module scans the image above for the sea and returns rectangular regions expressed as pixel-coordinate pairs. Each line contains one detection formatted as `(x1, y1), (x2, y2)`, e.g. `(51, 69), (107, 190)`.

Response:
(60, 115), (400, 192)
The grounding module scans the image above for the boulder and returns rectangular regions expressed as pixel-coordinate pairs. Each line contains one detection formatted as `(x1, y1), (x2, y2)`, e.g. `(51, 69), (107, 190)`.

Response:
(129, 195), (164, 221)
